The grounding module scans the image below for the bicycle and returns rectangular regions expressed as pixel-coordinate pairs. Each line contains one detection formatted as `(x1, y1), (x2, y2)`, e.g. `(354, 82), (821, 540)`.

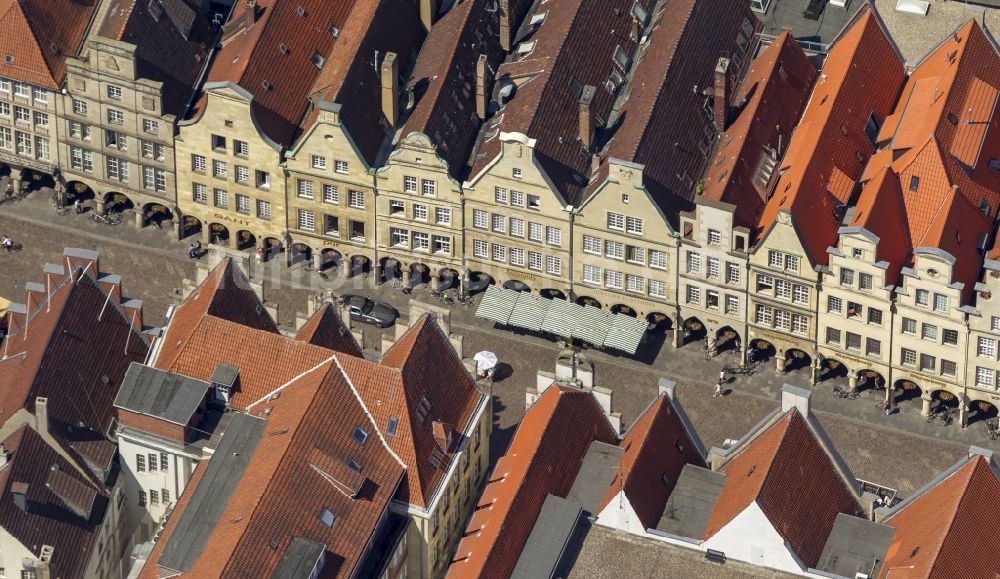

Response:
(986, 421), (999, 441)
(90, 212), (122, 226)
(833, 387), (860, 400)
(50, 199), (69, 216)
(723, 361), (756, 376)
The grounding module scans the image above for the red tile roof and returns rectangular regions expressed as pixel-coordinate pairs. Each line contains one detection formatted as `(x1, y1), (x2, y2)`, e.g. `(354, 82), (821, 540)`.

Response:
(0, 0), (98, 89)
(880, 455), (1000, 579)
(848, 165), (911, 282)
(598, 395), (705, 530)
(467, 0), (649, 202)
(294, 302), (363, 358)
(447, 386), (617, 579)
(757, 5), (904, 265)
(702, 31), (816, 229)
(703, 411), (865, 568)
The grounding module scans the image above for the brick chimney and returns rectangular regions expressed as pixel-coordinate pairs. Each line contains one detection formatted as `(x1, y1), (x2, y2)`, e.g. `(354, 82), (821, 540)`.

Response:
(97, 273), (122, 304)
(420, 0), (437, 32)
(244, 0), (257, 30)
(475, 54), (488, 120)
(499, 0), (511, 52)
(36, 396), (49, 435)
(579, 85), (596, 150)
(380, 52), (399, 128)
(714, 57), (731, 131)
(122, 298), (144, 333)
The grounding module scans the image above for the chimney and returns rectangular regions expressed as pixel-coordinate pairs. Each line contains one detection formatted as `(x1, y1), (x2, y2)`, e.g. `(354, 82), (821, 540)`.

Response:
(781, 384), (811, 416)
(475, 54), (488, 120)
(97, 273), (122, 304)
(244, 0), (257, 30)
(11, 482), (28, 513)
(420, 0), (438, 32)
(499, 0), (511, 52)
(122, 298), (143, 333)
(36, 397), (49, 435)
(210, 363), (239, 406)
(63, 248), (99, 279)
(714, 57), (731, 131)
(578, 85), (596, 150)
(24, 282), (45, 313)
(380, 52), (399, 128)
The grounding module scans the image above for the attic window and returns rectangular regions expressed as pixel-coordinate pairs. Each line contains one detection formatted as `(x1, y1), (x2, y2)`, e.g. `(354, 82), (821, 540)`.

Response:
(387, 416), (398, 436)
(148, 0), (163, 21)
(279, 43), (289, 55)
(980, 199), (990, 215)
(347, 458), (362, 473)
(863, 112), (879, 146)
(529, 12), (546, 26)
(318, 508), (336, 527)
(3, 55), (13, 65)
(909, 175), (919, 192)
(612, 45), (631, 72)
(632, 0), (649, 24)
(516, 42), (535, 55)
(351, 426), (368, 446)
(311, 50), (325, 69)
(328, 23), (340, 37)
(948, 112), (958, 126)
(261, 80), (271, 91)
(416, 395), (431, 423)
(297, 5), (306, 16)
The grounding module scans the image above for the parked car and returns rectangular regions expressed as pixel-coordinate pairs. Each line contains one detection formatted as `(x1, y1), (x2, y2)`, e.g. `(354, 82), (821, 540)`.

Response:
(341, 294), (398, 328)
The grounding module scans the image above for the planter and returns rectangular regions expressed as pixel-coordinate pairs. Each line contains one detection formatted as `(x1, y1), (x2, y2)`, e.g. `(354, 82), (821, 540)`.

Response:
(792, 350), (805, 359)
(863, 370), (878, 378)
(721, 330), (736, 340)
(827, 360), (840, 369)
(900, 380), (917, 391)
(754, 340), (770, 350)
(978, 401), (994, 413)
(685, 320), (703, 331)
(937, 391), (955, 402)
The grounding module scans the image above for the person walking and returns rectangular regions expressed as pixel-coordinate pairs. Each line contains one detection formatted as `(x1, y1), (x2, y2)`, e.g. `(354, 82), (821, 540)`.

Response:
(188, 242), (198, 259)
(719, 369), (727, 384)
(255, 245), (264, 264)
(74, 199), (83, 214)
(713, 382), (723, 398)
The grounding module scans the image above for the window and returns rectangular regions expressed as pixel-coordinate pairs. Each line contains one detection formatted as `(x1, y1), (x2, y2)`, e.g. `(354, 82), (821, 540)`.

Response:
(840, 268), (854, 286)
(106, 157), (129, 182)
(979, 337), (996, 358)
(413, 232), (429, 251)
(756, 274), (774, 293)
(69, 121), (90, 140)
(473, 239), (488, 258)
(0, 78), (7, 92)
(919, 354), (936, 371)
(107, 85), (123, 100)
(236, 194), (250, 214)
(921, 324), (938, 341)
(940, 359), (956, 377)
(583, 264), (601, 284)
(868, 308), (883, 326)
(846, 332), (861, 350)
(775, 310), (791, 330)
(915, 289), (929, 306)
(583, 235), (601, 254)
(256, 170), (270, 189)
(909, 175), (919, 192)
(528, 222), (543, 242)
(297, 209), (315, 231)
(413, 204), (428, 221)
(142, 119), (159, 134)
(34, 137), (48, 161)
(511, 190), (525, 207)
(606, 270), (624, 289)
(492, 213), (506, 233)
(323, 185), (339, 204)
(707, 257), (720, 279)
(191, 154), (206, 173)
(335, 160), (349, 174)
(977, 367), (996, 387)
(435, 207), (451, 224)
(686, 252), (701, 273)
(256, 199), (271, 219)
(421, 179), (436, 196)
(13, 106), (29, 124)
(528, 251), (542, 271)
(768, 250), (783, 269)
(866, 338), (881, 357)
(546, 226), (561, 246)
(472, 209), (487, 229)
(608, 212), (624, 230)
(706, 289), (719, 309)
(827, 296), (842, 314)
(725, 295), (739, 314)
(107, 109), (124, 124)
(0, 127), (10, 151)
(138, 491), (146, 507)
(859, 272), (873, 291)
(546, 255), (561, 275)
(847, 301), (862, 318)
(992, 316), (1000, 332)
(15, 131), (30, 156)
(404, 176), (417, 193)
(901, 348), (917, 366)
(649, 279), (667, 298)
(212, 159), (227, 179)
(527, 194), (540, 210)
(72, 98), (87, 115)
(902, 318), (917, 334)
(512, 167), (522, 178)
(933, 293), (949, 313)
(509, 217), (524, 237)
(324, 214), (339, 236)
(942, 329), (958, 346)
(192, 182), (207, 203)
(32, 111), (47, 127)
(626, 216), (643, 235)
(826, 327), (841, 345)
(775, 279), (791, 300)
(650, 250), (667, 270)
(136, 454), (145, 472)
(297, 179), (314, 199)
(494, 187), (508, 204)
(210, 134), (226, 150)
(708, 229), (721, 245)
(626, 274), (644, 294)
(143, 167), (166, 192)
(604, 241), (624, 260)
(105, 130), (127, 151)
(755, 304), (772, 325)
(12, 82), (28, 98)
(348, 190), (364, 209)
(234, 140), (248, 157)
(162, 488), (170, 503)
(685, 285), (700, 304)
(391, 228), (409, 247)
(312, 155), (326, 169)
(792, 284), (808, 305)
(433, 235), (450, 254)
(349, 220), (365, 241)
(626, 245), (645, 265)
(492, 243), (506, 262)
(389, 200), (404, 215)
(213, 188), (228, 209)
(150, 490), (159, 506)
(319, 508), (336, 527)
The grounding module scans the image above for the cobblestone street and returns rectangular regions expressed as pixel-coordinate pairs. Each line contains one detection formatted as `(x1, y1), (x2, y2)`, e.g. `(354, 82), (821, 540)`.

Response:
(0, 198), (989, 497)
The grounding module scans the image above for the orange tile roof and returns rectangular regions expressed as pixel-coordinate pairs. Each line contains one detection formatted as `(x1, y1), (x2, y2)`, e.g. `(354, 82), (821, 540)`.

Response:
(880, 455), (1000, 578)
(597, 395), (705, 530)
(294, 302), (363, 358)
(757, 5), (904, 265)
(448, 386), (617, 579)
(703, 411), (865, 568)
(0, 0), (98, 89)
(849, 166), (911, 282)
(702, 31), (816, 229)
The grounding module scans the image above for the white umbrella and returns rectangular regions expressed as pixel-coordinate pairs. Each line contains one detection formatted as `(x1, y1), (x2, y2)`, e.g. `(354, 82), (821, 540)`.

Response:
(473, 351), (498, 375)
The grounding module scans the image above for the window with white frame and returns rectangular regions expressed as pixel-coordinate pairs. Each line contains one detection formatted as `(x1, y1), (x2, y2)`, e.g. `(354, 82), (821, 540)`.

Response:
(868, 308), (883, 326)
(256, 199), (271, 219)
(512, 167), (522, 179)
(606, 241), (624, 260)
(840, 268), (854, 286)
(528, 251), (542, 271)
(756, 274), (773, 293)
(792, 284), (808, 305)
(193, 155), (207, 173)
(311, 155), (326, 169)
(686, 252), (701, 273)
(106, 157), (129, 182)
(35, 136), (48, 161)
(14, 131), (31, 156)
(775, 309), (791, 330)
(235, 194), (250, 214)
(546, 256), (561, 275)
(509, 217), (524, 237)
(473, 209), (488, 229)
(707, 257), (720, 279)
(933, 293), (949, 312)
(107, 108), (124, 124)
(626, 245), (644, 264)
(685, 285), (700, 304)
(256, 170), (270, 189)
(606, 270), (624, 289)
(979, 337), (996, 358)
(786, 255), (799, 272)
(421, 179), (436, 196)
(492, 213), (506, 233)
(976, 367), (995, 388)
(793, 313), (809, 334)
(413, 231), (429, 251)
(212, 159), (227, 179)
(32, 111), (47, 127)
(725, 295), (739, 315)
(492, 243), (507, 262)
(335, 160), (348, 174)
(768, 250), (783, 268)
(192, 182), (207, 202)
(107, 85), (122, 100)
(649, 279), (666, 298)
(583, 235), (601, 255)
(433, 236), (450, 254)
(859, 272), (873, 291)
(902, 318), (917, 334)
(235, 165), (249, 184)
(297, 179), (314, 199)
(404, 176), (417, 193)
(583, 264), (601, 284)
(473, 239), (488, 258)
(435, 207), (450, 224)
(413, 204), (428, 221)
(915, 289), (929, 306)
(992, 316), (1000, 332)
(775, 279), (791, 300)
(494, 187), (508, 204)
(706, 289), (719, 309)
(921, 323), (937, 341)
(528, 222), (543, 242)
(708, 229), (721, 245)
(649, 250), (667, 270)
(297, 209), (315, 231)
(142, 166), (166, 192)
(72, 98), (87, 114)
(348, 190), (364, 208)
(323, 184), (339, 204)
(213, 188), (227, 209)
(755, 304), (772, 325)
(726, 262), (740, 284)
(626, 274), (644, 293)
(509, 247), (524, 265)
(69, 146), (92, 172)
(511, 190), (525, 206)
(626, 216), (643, 235)
(607, 212), (624, 230)
(390, 227), (409, 247)
(142, 119), (159, 134)
(546, 226), (561, 246)
(827, 295), (842, 314)
(527, 194), (540, 210)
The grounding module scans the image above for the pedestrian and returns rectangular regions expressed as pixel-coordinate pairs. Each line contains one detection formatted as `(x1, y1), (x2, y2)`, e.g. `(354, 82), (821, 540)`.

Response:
(2, 235), (14, 252)
(188, 242), (198, 259)
(74, 199), (83, 214)
(713, 382), (723, 398)
(195, 240), (202, 256)
(255, 245), (264, 264)
(719, 369), (726, 384)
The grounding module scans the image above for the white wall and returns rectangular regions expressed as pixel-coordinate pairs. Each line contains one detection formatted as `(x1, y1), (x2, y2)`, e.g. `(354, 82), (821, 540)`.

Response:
(596, 490), (646, 535)
(701, 502), (805, 574)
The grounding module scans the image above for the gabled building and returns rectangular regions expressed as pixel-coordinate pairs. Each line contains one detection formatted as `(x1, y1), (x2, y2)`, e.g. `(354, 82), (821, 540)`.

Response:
(572, 0), (758, 335)
(59, 0), (215, 231)
(679, 30), (815, 354)
(968, 238), (1000, 405)
(0, 0), (99, 187)
(746, 4), (904, 380)
(0, 249), (149, 579)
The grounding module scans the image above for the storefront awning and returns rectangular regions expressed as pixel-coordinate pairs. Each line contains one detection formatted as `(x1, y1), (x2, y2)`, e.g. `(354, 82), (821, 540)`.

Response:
(604, 314), (649, 354)
(475, 285), (518, 325)
(508, 292), (550, 332)
(540, 298), (576, 338)
(573, 304), (612, 347)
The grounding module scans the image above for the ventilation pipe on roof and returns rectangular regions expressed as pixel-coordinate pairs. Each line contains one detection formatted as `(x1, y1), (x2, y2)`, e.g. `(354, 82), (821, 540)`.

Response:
(579, 85), (596, 150)
(420, 0), (438, 32)
(476, 55), (488, 120)
(381, 52), (399, 128)
(499, 0), (512, 52)
(714, 57), (732, 132)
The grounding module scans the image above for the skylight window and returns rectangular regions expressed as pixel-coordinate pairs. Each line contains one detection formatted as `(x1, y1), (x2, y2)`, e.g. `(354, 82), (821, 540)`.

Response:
(387, 416), (399, 436)
(529, 13), (546, 26)
(516, 42), (535, 54)
(347, 458), (362, 473)
(352, 426), (368, 446)
(909, 175), (920, 192)
(318, 508), (335, 527)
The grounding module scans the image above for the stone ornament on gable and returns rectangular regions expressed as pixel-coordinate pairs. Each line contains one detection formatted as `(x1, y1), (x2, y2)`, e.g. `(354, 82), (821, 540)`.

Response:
(776, 211), (791, 224)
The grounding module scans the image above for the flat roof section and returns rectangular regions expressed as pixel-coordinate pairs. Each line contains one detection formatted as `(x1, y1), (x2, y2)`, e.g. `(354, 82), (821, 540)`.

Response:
(656, 464), (727, 539)
(114, 362), (209, 426)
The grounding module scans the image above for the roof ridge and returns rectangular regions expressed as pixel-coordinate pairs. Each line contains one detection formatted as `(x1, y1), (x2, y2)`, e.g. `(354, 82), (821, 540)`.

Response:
(332, 356), (406, 469)
(10, 0), (55, 85)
